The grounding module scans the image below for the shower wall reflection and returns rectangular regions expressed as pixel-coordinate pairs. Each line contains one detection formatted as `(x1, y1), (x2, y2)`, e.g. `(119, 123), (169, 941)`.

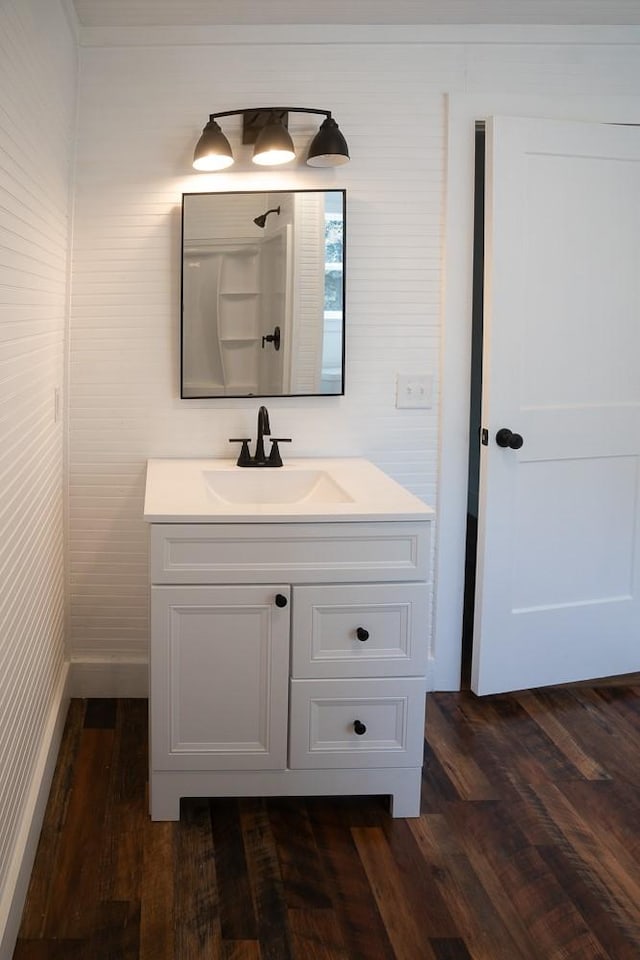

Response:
(181, 190), (345, 398)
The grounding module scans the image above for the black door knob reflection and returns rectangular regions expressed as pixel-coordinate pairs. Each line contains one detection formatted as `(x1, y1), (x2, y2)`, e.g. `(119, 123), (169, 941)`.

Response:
(356, 627), (369, 642)
(261, 325), (281, 351)
(274, 593), (288, 608)
(496, 428), (524, 450)
(353, 720), (367, 736)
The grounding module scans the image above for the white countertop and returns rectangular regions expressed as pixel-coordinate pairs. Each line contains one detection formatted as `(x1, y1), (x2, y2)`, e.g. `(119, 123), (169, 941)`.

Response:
(143, 457), (434, 523)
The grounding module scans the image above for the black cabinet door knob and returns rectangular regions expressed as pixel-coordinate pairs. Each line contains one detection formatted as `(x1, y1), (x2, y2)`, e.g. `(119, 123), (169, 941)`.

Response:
(274, 593), (288, 608)
(353, 720), (367, 736)
(356, 627), (369, 642)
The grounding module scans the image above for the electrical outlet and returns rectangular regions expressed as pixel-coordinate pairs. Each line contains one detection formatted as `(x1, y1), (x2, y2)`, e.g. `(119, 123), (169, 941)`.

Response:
(396, 374), (432, 409)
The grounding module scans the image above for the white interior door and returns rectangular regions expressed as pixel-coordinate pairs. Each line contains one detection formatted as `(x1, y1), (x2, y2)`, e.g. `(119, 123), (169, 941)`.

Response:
(472, 115), (640, 696)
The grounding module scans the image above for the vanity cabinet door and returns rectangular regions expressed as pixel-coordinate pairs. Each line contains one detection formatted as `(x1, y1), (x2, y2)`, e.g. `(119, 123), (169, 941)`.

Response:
(151, 585), (290, 771)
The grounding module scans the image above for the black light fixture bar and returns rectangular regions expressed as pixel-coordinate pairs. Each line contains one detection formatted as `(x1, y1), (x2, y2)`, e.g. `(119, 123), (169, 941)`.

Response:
(193, 107), (349, 171)
(206, 106), (331, 122)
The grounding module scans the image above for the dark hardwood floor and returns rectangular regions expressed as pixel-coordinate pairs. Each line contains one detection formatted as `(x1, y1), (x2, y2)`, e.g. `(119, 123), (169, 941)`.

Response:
(14, 686), (640, 959)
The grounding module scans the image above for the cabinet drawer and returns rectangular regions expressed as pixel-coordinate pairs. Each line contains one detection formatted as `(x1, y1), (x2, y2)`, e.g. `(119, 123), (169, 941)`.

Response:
(291, 583), (429, 678)
(150, 522), (430, 585)
(288, 677), (425, 769)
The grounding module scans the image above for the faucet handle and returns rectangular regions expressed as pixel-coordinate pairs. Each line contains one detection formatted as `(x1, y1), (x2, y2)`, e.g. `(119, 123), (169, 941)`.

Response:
(229, 438), (252, 467)
(267, 438), (291, 467)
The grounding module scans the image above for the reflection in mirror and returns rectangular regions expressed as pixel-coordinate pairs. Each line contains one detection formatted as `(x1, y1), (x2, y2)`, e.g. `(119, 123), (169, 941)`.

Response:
(181, 190), (345, 398)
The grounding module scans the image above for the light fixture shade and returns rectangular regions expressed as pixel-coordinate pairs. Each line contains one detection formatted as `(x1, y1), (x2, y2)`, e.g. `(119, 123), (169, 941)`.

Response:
(252, 117), (295, 166)
(193, 119), (234, 171)
(307, 117), (350, 167)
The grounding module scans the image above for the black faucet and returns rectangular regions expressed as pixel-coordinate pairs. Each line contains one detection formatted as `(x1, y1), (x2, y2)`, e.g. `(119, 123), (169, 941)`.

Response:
(229, 405), (291, 467)
(254, 405), (270, 464)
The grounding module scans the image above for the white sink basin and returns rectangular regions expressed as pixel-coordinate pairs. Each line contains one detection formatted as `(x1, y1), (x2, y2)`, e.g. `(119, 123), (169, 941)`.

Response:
(203, 468), (353, 504)
(144, 458), (434, 523)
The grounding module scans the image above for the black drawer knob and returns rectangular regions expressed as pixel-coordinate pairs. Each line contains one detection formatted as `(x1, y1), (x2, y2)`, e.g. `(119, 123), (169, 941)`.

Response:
(274, 594), (288, 608)
(356, 627), (369, 642)
(353, 720), (367, 736)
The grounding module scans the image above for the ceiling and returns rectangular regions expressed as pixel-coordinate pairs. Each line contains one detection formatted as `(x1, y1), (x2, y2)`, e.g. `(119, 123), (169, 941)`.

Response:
(71, 0), (640, 27)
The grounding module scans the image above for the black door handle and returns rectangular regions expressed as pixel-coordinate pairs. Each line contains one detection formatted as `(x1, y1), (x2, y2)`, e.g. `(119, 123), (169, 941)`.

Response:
(496, 428), (524, 450)
(274, 593), (288, 608)
(356, 627), (369, 642)
(353, 720), (367, 736)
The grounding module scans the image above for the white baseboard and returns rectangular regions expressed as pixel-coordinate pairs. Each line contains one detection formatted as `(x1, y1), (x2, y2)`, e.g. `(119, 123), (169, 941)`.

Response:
(70, 657), (148, 698)
(0, 663), (70, 960)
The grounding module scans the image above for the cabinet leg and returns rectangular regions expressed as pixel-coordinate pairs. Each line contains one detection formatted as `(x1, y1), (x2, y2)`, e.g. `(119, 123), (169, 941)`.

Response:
(149, 779), (181, 821)
(389, 792), (421, 818)
(389, 770), (422, 818)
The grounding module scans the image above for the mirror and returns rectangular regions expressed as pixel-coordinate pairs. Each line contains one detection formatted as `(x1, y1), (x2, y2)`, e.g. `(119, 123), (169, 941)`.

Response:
(181, 189), (345, 398)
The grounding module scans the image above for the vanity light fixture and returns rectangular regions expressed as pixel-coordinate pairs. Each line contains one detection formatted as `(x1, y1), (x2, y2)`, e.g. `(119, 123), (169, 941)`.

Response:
(192, 119), (234, 171)
(192, 107), (350, 171)
(252, 115), (295, 166)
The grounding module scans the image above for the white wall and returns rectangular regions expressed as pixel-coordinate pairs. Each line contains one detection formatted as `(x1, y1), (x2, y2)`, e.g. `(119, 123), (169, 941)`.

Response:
(69, 31), (444, 691)
(0, 0), (77, 953)
(69, 24), (640, 693)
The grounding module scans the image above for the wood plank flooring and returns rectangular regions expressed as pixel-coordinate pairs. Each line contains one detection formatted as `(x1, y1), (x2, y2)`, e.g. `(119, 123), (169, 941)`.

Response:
(14, 686), (640, 959)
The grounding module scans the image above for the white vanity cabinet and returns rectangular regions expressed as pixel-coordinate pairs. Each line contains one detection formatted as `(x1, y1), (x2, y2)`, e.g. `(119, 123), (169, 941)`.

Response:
(148, 519), (432, 821)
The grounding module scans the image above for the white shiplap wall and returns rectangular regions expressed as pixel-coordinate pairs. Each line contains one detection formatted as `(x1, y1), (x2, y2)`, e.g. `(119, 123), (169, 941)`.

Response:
(69, 38), (448, 684)
(69, 26), (640, 690)
(0, 0), (77, 951)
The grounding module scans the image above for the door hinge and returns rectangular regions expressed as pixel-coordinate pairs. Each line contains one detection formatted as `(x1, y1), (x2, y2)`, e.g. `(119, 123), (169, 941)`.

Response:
(481, 428), (489, 446)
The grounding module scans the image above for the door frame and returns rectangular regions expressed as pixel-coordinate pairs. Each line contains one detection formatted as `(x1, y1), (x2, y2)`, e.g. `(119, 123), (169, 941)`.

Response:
(434, 92), (640, 690)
